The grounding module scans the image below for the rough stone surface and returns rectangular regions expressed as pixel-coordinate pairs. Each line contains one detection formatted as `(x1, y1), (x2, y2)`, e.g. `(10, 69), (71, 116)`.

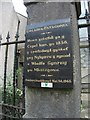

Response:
(27, 2), (71, 24)
(24, 2), (81, 118)
(23, 0), (80, 2)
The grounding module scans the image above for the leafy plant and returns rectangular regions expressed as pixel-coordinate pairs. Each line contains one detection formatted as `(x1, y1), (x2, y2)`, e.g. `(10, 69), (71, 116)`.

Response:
(1, 80), (22, 105)
(0, 69), (23, 105)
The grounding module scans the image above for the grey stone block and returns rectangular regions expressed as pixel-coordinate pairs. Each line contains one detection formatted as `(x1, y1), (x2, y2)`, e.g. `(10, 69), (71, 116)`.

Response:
(24, 2), (81, 118)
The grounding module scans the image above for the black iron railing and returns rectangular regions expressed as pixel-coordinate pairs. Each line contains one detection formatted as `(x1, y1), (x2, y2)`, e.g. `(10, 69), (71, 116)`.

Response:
(0, 20), (25, 119)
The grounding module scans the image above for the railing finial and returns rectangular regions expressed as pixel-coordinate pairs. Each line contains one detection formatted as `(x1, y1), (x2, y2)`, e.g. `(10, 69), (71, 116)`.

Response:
(6, 32), (10, 42)
(15, 20), (20, 39)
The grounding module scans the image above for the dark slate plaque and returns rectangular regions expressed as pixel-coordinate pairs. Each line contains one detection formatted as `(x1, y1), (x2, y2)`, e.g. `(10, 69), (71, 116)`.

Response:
(24, 18), (73, 89)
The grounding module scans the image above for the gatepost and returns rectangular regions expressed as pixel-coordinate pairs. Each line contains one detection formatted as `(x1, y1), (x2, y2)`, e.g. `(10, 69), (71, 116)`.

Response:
(23, 1), (81, 118)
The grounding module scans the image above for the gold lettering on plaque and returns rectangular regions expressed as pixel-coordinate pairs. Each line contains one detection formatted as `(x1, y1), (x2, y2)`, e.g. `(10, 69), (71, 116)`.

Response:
(56, 53), (71, 59)
(27, 23), (68, 33)
(27, 57), (33, 60)
(53, 47), (68, 52)
(31, 62), (45, 65)
(41, 74), (53, 77)
(52, 79), (72, 83)
(55, 40), (68, 45)
(47, 61), (67, 66)
(34, 68), (59, 72)
(49, 43), (55, 46)
(27, 39), (38, 42)
(52, 55), (55, 59)
(39, 43), (48, 47)
(31, 49), (52, 54)
(55, 36), (61, 40)
(27, 69), (33, 72)
(61, 35), (65, 39)
(34, 55), (52, 60)
(29, 44), (38, 48)
(39, 36), (54, 41)
(48, 75), (53, 77)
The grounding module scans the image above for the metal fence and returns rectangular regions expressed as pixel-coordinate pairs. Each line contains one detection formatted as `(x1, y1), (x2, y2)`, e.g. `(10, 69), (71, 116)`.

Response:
(0, 20), (25, 119)
(79, 10), (90, 117)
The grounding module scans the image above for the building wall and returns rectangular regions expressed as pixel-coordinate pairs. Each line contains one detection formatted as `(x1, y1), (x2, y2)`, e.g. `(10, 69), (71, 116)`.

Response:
(0, 0), (2, 85)
(17, 13), (27, 49)
(0, 1), (27, 86)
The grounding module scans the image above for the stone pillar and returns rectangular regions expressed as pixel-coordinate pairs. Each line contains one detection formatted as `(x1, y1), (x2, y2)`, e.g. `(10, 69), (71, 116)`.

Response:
(23, 2), (81, 118)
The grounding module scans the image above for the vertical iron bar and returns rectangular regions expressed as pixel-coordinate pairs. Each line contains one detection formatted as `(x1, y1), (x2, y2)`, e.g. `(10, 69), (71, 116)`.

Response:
(22, 73), (25, 114)
(3, 32), (10, 120)
(16, 50), (19, 87)
(22, 35), (26, 113)
(13, 20), (20, 106)
(3, 32), (10, 104)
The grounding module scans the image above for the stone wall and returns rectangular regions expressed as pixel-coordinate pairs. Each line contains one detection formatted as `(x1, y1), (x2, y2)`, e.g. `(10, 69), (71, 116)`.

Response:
(23, 2), (81, 118)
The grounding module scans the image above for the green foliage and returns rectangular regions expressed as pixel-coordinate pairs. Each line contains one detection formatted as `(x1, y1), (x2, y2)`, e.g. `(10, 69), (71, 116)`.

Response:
(16, 68), (22, 76)
(1, 80), (22, 105)
(0, 69), (23, 105)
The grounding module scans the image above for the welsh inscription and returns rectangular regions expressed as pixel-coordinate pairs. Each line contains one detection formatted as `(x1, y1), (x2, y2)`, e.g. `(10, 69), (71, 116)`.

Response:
(24, 18), (73, 88)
